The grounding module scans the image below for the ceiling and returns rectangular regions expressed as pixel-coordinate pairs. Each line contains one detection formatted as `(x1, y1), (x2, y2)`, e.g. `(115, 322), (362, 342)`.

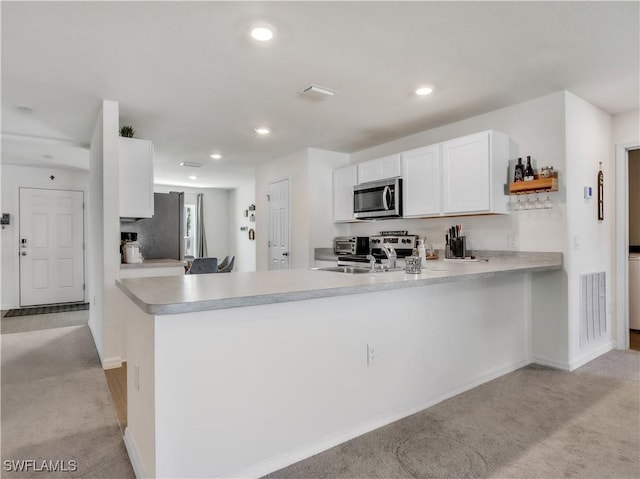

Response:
(2, 1), (638, 189)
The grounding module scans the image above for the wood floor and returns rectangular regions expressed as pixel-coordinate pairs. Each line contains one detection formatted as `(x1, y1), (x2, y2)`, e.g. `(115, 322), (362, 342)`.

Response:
(105, 362), (128, 432)
(630, 330), (640, 352)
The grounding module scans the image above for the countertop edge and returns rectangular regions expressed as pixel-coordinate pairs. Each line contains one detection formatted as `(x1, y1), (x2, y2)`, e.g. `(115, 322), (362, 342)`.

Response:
(118, 258), (562, 316)
(120, 259), (186, 270)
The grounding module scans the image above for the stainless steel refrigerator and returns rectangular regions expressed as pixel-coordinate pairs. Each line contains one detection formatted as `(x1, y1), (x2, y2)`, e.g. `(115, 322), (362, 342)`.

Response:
(120, 192), (184, 260)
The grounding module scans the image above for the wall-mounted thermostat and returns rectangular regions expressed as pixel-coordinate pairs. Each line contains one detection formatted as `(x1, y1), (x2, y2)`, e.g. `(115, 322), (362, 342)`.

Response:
(584, 186), (593, 199)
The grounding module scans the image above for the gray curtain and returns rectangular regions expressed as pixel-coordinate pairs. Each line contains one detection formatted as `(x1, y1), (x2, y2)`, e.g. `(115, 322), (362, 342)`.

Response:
(196, 193), (208, 258)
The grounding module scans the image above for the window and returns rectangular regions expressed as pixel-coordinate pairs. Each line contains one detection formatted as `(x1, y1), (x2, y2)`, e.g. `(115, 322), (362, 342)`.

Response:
(184, 203), (197, 257)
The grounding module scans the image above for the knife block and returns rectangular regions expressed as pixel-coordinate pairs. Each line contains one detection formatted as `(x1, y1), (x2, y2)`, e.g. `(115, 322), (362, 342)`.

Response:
(446, 236), (466, 259)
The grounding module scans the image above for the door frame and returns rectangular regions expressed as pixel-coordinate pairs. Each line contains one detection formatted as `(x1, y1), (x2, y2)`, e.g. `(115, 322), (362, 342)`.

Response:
(267, 177), (291, 269)
(615, 142), (640, 349)
(19, 187), (86, 306)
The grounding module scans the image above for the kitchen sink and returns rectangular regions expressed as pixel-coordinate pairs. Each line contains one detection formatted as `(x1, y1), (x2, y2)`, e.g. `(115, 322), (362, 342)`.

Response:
(313, 266), (373, 274)
(312, 266), (405, 274)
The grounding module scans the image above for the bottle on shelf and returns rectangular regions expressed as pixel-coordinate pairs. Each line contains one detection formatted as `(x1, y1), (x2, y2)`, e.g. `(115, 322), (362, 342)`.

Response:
(524, 156), (535, 181)
(514, 158), (524, 183)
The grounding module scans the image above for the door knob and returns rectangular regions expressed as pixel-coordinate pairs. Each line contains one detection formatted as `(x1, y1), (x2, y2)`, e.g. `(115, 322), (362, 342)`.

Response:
(282, 252), (289, 256)
(21, 251), (27, 256)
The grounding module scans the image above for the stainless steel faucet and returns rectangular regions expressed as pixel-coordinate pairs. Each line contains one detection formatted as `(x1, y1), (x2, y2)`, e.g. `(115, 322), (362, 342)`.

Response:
(366, 254), (377, 271)
(382, 243), (397, 269)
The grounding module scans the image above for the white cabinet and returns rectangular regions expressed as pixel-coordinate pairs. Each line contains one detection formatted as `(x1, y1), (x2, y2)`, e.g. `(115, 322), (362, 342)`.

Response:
(357, 154), (401, 184)
(333, 164), (357, 222)
(119, 137), (154, 218)
(441, 130), (509, 215)
(402, 145), (440, 217)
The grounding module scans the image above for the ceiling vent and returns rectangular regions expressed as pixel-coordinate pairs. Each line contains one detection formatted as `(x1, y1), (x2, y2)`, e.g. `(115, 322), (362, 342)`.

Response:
(179, 161), (202, 168)
(298, 84), (338, 100)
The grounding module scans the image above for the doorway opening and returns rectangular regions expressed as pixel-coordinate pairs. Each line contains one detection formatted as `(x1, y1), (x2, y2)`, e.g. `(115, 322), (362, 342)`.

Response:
(615, 143), (640, 351)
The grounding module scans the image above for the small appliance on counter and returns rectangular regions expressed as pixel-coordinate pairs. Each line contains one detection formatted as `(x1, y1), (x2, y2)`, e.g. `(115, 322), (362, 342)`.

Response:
(121, 232), (143, 264)
(123, 241), (143, 264)
(334, 236), (370, 255)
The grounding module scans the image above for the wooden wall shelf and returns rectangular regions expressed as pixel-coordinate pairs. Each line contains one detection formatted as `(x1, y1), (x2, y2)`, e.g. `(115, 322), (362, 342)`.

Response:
(509, 175), (558, 195)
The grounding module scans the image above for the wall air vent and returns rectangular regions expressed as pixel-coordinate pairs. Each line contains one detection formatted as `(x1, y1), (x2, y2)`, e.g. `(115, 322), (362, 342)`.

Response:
(298, 84), (338, 100)
(179, 162), (203, 168)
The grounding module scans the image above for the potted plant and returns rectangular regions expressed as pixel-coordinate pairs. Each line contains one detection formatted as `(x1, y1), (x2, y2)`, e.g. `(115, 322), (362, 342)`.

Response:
(120, 125), (135, 138)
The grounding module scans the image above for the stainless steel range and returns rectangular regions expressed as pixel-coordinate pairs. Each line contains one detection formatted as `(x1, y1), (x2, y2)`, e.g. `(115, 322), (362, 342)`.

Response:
(370, 233), (417, 259)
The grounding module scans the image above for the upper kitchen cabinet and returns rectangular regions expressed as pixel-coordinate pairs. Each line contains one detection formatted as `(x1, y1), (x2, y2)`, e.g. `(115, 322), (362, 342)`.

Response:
(333, 164), (357, 222)
(441, 130), (509, 215)
(119, 137), (154, 218)
(402, 144), (440, 217)
(357, 154), (401, 184)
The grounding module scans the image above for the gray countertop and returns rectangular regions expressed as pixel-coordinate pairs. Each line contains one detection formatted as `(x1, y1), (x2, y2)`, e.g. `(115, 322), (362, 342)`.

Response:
(120, 258), (186, 269)
(116, 251), (562, 316)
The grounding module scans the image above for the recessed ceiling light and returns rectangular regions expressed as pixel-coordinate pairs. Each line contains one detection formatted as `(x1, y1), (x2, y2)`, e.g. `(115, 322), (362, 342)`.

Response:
(189, 175), (198, 180)
(210, 153), (222, 160)
(250, 23), (276, 42)
(254, 127), (270, 135)
(415, 87), (434, 96)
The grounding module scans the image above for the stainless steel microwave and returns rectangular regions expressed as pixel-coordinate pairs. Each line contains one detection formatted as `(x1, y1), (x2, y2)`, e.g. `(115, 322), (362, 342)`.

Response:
(353, 177), (402, 219)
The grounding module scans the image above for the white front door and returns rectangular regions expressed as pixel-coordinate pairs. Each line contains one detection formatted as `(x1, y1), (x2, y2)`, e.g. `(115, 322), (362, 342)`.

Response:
(19, 188), (85, 306)
(268, 179), (290, 270)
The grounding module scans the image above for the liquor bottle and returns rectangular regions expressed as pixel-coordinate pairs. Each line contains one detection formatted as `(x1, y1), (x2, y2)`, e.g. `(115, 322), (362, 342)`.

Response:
(514, 158), (524, 183)
(524, 156), (535, 181)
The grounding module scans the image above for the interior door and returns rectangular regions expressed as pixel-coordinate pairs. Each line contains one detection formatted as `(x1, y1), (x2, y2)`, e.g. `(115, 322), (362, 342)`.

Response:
(19, 188), (85, 306)
(268, 179), (290, 270)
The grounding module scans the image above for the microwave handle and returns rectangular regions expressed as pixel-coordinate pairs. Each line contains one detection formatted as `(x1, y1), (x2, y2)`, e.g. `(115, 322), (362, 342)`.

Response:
(382, 186), (391, 210)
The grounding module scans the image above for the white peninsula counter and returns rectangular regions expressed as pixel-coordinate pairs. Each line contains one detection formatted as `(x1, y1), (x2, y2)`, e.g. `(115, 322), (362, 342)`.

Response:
(116, 252), (562, 478)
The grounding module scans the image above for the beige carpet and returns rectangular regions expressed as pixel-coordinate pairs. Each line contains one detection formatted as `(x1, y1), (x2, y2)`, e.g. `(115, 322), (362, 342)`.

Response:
(1, 325), (134, 478)
(266, 350), (640, 479)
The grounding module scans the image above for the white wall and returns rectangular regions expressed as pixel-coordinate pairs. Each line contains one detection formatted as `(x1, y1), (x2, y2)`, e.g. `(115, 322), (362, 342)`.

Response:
(307, 149), (350, 260)
(88, 99), (123, 368)
(348, 92), (568, 253)
(255, 148), (350, 271)
(153, 185), (231, 261)
(255, 149), (309, 270)
(564, 92), (614, 366)
(613, 109), (640, 145)
(229, 179), (257, 272)
(0, 164), (89, 309)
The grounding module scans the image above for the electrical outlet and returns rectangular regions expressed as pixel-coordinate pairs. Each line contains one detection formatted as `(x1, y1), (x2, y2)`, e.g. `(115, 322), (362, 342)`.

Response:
(507, 234), (518, 249)
(367, 343), (375, 366)
(134, 364), (140, 391)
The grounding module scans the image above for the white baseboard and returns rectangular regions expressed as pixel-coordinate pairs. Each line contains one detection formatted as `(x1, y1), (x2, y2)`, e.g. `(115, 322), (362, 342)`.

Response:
(124, 427), (146, 479)
(234, 357), (530, 478)
(568, 341), (614, 371)
(531, 354), (571, 371)
(1, 303), (19, 311)
(102, 356), (123, 370)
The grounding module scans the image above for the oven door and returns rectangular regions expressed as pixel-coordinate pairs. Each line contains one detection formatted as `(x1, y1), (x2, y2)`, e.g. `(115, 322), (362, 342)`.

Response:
(353, 178), (402, 219)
